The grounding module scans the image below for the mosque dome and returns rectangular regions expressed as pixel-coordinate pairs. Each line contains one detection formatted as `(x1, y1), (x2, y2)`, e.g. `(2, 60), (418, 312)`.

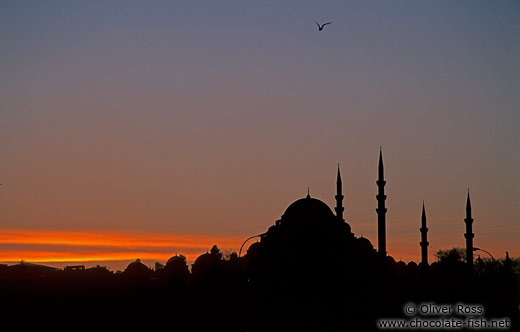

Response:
(166, 255), (187, 269)
(282, 194), (335, 221)
(165, 255), (190, 278)
(356, 236), (374, 251)
(124, 258), (151, 277)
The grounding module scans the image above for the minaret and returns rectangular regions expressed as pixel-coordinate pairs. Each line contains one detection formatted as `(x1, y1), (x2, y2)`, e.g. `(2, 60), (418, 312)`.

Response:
(464, 190), (474, 269)
(335, 164), (344, 221)
(420, 202), (429, 265)
(376, 148), (387, 257)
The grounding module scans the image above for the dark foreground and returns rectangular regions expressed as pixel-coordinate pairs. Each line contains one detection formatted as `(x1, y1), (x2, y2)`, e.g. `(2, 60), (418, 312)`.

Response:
(0, 250), (518, 331)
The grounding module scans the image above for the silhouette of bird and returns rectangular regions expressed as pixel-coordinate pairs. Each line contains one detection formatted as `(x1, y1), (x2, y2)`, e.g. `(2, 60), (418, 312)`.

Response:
(315, 21), (332, 31)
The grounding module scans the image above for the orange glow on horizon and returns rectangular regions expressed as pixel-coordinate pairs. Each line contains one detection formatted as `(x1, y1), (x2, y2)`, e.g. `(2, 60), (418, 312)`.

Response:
(0, 229), (246, 268)
(0, 228), (470, 269)
(0, 229), (243, 249)
(0, 250), (201, 265)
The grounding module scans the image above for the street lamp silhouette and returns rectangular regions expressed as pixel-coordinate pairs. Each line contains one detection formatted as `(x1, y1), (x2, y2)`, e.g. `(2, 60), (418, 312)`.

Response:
(239, 233), (265, 257)
(473, 247), (495, 262)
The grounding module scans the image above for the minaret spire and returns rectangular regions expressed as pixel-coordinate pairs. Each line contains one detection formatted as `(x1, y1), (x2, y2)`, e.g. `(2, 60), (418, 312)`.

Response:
(376, 148), (387, 257)
(378, 147), (384, 183)
(420, 201), (429, 266)
(464, 190), (474, 270)
(335, 163), (344, 221)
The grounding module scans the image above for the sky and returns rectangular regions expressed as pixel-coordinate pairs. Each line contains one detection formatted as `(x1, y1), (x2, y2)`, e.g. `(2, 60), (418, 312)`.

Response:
(0, 1), (519, 270)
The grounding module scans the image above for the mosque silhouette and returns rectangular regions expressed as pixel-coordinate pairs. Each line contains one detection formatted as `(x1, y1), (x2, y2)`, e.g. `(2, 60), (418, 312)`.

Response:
(233, 149), (515, 331)
(0, 149), (517, 331)
(243, 148), (475, 268)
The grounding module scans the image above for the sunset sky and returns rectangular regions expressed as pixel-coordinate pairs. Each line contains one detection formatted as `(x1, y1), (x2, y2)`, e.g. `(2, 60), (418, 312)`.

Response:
(1, 1), (519, 270)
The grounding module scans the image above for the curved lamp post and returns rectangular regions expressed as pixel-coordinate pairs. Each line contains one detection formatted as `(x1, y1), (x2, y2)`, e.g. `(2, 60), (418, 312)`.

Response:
(238, 233), (265, 257)
(473, 247), (495, 262)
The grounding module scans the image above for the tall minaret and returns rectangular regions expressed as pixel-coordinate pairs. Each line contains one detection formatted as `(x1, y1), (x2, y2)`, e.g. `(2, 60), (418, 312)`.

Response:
(335, 164), (344, 221)
(420, 202), (429, 265)
(376, 148), (387, 257)
(464, 190), (474, 269)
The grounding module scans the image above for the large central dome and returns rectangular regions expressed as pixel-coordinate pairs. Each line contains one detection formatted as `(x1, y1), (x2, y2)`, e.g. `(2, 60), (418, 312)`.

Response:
(282, 194), (335, 221)
(249, 192), (355, 260)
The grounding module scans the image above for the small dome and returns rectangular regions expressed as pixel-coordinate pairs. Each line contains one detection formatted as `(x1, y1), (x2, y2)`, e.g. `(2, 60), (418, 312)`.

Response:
(166, 255), (186, 268)
(407, 261), (418, 269)
(357, 236), (374, 251)
(193, 252), (212, 267)
(396, 260), (407, 269)
(283, 196), (334, 221)
(165, 255), (189, 277)
(124, 259), (151, 276)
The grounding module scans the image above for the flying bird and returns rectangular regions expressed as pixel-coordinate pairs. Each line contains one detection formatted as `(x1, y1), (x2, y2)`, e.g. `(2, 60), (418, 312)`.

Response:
(315, 21), (332, 31)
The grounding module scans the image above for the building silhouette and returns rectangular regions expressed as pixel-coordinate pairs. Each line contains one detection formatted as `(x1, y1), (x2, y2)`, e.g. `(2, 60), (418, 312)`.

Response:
(241, 149), (520, 331)
(245, 149), (486, 273)
(335, 164), (344, 221)
(465, 190), (474, 269)
(0, 148), (517, 331)
(376, 148), (387, 257)
(420, 202), (429, 266)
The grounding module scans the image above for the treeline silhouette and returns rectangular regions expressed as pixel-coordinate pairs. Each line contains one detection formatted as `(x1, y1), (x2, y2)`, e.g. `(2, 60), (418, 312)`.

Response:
(0, 244), (518, 331)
